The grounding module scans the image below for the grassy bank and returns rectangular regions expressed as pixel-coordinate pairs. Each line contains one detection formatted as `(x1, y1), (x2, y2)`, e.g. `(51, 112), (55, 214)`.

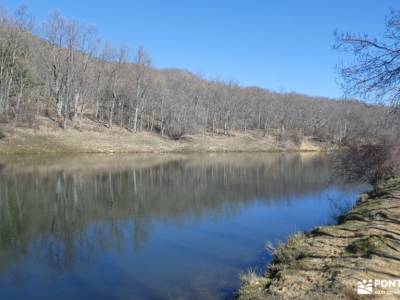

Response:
(239, 178), (400, 299)
(0, 118), (328, 154)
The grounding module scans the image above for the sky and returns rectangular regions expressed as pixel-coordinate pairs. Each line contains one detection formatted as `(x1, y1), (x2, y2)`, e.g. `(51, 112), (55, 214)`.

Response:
(1, 0), (399, 98)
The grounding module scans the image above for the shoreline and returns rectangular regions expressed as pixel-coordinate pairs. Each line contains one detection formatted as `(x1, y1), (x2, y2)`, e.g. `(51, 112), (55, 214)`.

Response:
(0, 123), (330, 154)
(238, 178), (400, 299)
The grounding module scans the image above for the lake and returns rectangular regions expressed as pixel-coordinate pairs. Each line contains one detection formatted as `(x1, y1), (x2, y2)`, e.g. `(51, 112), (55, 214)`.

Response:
(0, 153), (364, 300)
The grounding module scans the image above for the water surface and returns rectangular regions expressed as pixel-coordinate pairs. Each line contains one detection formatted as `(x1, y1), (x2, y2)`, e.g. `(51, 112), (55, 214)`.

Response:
(0, 153), (363, 299)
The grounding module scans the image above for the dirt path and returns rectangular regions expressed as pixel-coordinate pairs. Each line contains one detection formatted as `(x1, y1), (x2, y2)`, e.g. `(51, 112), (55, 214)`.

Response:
(239, 178), (400, 299)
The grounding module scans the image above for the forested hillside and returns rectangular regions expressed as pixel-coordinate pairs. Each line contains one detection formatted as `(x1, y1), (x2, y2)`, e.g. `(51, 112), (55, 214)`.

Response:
(0, 6), (397, 141)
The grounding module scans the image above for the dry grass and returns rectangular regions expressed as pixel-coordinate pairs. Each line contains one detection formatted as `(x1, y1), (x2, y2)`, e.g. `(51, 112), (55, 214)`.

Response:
(0, 117), (328, 154)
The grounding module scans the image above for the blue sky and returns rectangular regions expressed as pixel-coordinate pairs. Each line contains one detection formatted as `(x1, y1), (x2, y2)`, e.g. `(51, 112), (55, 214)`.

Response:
(1, 0), (398, 98)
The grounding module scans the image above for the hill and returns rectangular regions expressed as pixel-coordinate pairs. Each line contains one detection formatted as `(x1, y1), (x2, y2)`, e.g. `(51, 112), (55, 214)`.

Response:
(0, 5), (398, 150)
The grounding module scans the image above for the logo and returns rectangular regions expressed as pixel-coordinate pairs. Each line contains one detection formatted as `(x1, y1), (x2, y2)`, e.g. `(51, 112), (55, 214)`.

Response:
(357, 279), (373, 295)
(357, 279), (400, 295)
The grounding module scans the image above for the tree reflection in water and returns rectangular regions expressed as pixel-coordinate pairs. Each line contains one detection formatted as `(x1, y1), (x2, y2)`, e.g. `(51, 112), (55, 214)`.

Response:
(0, 153), (361, 300)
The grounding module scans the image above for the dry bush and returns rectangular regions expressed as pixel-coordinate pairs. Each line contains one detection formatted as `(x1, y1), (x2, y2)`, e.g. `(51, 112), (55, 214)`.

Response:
(335, 140), (396, 186)
(0, 129), (6, 139)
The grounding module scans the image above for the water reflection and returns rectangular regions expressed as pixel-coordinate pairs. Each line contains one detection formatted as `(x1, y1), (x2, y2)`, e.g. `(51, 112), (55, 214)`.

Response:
(0, 153), (362, 300)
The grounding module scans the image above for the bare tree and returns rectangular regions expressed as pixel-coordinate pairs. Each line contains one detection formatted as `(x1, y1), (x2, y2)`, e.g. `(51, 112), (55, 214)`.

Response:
(334, 9), (400, 184)
(335, 10), (400, 107)
(104, 45), (126, 128)
(130, 46), (151, 132)
(0, 5), (33, 122)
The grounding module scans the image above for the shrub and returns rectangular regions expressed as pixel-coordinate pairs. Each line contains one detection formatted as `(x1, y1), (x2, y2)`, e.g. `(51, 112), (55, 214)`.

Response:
(0, 129), (6, 139)
(335, 140), (396, 186)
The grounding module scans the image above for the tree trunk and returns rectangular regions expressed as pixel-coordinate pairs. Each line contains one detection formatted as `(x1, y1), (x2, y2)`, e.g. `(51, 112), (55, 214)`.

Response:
(95, 98), (100, 119)
(150, 110), (155, 131)
(56, 93), (64, 119)
(212, 116), (215, 136)
(73, 91), (80, 121)
(62, 96), (69, 129)
(133, 106), (139, 132)
(109, 98), (115, 128)
(160, 96), (164, 136)
(14, 78), (24, 125)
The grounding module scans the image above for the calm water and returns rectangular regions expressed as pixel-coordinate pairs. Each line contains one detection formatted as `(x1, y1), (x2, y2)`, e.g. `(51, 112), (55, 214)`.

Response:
(0, 153), (363, 300)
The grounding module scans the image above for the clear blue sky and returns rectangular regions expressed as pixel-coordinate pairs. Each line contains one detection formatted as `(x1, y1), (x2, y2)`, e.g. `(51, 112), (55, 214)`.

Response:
(1, 0), (398, 98)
